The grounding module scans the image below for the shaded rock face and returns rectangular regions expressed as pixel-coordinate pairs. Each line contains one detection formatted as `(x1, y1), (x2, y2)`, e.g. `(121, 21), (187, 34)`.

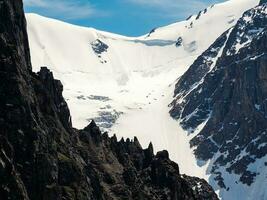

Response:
(170, 29), (231, 126)
(0, 0), (218, 200)
(171, 4), (267, 189)
(260, 0), (267, 5)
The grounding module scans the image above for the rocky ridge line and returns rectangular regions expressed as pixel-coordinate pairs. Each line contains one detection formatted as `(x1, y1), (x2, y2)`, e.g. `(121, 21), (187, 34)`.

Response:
(0, 0), (218, 199)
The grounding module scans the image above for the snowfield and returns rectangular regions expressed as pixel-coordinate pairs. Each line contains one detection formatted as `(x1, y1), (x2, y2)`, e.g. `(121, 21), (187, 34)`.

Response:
(26, 0), (260, 199)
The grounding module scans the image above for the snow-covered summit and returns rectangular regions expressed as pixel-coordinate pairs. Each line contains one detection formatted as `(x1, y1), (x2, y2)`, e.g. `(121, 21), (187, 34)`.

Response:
(26, 0), (258, 130)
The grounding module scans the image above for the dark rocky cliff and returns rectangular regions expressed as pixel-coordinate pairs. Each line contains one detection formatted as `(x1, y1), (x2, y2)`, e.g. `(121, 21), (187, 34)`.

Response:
(171, 3), (267, 190)
(0, 0), (218, 199)
(260, 0), (267, 5)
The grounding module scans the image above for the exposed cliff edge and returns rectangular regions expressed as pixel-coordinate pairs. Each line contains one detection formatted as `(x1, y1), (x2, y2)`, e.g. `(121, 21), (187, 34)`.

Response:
(170, 2), (267, 198)
(0, 0), (218, 199)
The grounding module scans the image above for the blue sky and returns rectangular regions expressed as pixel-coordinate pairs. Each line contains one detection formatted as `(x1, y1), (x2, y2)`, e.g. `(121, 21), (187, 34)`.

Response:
(24, 0), (225, 36)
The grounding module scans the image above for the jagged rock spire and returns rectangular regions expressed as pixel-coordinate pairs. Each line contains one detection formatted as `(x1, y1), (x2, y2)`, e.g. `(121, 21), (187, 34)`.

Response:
(133, 136), (142, 149)
(148, 142), (154, 155)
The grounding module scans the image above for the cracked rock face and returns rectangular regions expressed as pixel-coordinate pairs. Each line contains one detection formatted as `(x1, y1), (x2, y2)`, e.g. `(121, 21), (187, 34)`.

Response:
(0, 0), (218, 199)
(171, 3), (267, 190)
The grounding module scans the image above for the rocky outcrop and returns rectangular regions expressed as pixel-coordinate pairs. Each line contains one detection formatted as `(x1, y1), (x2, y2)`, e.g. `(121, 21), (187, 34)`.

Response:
(170, 28), (231, 126)
(171, 3), (267, 190)
(91, 39), (109, 55)
(0, 0), (218, 199)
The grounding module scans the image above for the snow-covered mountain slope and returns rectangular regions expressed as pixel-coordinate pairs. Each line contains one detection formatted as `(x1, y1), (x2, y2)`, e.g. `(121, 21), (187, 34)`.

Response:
(171, 2), (267, 200)
(27, 0), (258, 129)
(26, 0), (259, 199)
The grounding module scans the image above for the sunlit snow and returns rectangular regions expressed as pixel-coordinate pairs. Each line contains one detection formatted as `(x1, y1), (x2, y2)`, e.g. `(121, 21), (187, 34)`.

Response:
(26, 0), (260, 199)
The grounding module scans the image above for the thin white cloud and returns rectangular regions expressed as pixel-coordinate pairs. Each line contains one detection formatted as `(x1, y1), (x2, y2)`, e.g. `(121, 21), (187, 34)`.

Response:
(23, 0), (104, 19)
(127, 0), (216, 18)
(128, 0), (210, 8)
